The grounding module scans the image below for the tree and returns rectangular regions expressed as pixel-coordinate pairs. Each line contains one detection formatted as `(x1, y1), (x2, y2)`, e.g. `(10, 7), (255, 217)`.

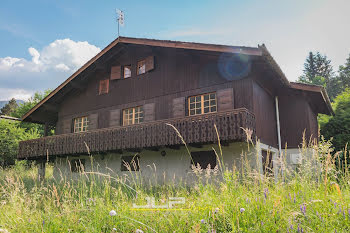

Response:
(11, 90), (52, 136)
(298, 52), (341, 100)
(321, 89), (350, 164)
(0, 119), (40, 166)
(338, 53), (350, 90)
(0, 98), (18, 116)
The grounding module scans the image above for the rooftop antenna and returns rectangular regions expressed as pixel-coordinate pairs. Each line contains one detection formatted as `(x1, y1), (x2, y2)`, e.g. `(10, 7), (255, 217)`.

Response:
(116, 9), (124, 37)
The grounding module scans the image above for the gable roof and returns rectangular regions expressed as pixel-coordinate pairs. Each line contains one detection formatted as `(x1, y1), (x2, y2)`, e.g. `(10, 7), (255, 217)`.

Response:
(21, 36), (332, 123)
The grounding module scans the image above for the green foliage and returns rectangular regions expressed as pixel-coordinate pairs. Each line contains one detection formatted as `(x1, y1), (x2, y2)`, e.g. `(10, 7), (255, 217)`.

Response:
(0, 142), (349, 232)
(321, 89), (350, 155)
(11, 89), (52, 136)
(0, 98), (18, 116)
(298, 52), (350, 101)
(0, 119), (40, 166)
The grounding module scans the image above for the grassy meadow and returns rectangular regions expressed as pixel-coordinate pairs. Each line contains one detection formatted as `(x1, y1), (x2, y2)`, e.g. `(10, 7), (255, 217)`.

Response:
(0, 137), (349, 233)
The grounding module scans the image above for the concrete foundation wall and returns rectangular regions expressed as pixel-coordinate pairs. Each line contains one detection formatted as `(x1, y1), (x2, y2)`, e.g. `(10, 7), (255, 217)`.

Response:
(53, 142), (261, 184)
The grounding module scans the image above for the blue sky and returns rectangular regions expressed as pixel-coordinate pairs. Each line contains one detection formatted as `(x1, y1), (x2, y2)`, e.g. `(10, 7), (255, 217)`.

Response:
(0, 0), (349, 100)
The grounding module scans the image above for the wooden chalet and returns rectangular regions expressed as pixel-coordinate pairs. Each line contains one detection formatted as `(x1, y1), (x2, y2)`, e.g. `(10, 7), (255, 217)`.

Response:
(17, 37), (333, 181)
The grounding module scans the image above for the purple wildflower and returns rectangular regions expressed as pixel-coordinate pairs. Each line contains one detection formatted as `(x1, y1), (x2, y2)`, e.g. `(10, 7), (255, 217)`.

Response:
(240, 208), (245, 213)
(200, 219), (205, 224)
(264, 188), (268, 199)
(334, 202), (337, 208)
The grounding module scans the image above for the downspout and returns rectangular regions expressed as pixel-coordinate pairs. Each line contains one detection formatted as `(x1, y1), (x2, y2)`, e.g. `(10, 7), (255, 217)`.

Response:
(275, 96), (283, 176)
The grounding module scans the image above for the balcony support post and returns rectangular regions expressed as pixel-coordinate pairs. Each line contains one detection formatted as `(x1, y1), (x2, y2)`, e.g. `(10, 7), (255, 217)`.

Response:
(38, 160), (46, 182)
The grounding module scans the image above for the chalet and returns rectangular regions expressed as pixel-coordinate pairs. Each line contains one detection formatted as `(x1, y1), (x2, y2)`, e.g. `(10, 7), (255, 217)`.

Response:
(17, 37), (333, 182)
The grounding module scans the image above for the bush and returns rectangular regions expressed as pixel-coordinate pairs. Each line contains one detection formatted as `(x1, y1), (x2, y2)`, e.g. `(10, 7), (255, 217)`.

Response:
(0, 119), (40, 166)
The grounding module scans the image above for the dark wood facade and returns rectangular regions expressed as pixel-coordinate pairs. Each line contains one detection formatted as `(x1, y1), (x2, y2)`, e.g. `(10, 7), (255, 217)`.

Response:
(18, 37), (333, 159)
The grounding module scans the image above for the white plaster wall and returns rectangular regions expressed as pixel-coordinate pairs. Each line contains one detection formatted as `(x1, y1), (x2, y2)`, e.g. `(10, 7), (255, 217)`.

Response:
(53, 142), (260, 184)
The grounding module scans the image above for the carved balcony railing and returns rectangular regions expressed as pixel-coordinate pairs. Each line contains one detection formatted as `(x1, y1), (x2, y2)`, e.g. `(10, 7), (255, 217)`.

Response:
(18, 108), (255, 159)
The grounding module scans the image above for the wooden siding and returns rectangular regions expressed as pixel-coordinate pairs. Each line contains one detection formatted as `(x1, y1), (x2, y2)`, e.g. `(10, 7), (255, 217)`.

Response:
(279, 94), (318, 148)
(55, 46), (254, 135)
(18, 108), (255, 159)
(252, 80), (278, 148)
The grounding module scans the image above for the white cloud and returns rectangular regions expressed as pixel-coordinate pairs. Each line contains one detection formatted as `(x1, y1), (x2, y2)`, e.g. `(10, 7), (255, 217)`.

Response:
(0, 88), (33, 101)
(0, 38), (101, 100)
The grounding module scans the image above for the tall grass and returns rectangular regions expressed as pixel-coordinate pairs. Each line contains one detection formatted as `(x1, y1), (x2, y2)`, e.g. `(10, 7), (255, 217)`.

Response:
(0, 132), (349, 232)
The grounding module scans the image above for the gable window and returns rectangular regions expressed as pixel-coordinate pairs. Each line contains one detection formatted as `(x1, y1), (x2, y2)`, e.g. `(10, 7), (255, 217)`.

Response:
(137, 60), (146, 75)
(74, 116), (89, 133)
(70, 159), (86, 172)
(99, 79), (109, 95)
(124, 65), (132, 78)
(191, 151), (216, 169)
(188, 93), (217, 116)
(121, 155), (140, 171)
(123, 106), (144, 126)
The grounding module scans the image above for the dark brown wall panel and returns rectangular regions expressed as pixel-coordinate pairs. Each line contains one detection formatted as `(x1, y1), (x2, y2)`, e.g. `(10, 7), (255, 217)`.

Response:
(252, 81), (278, 147)
(279, 94), (319, 148)
(56, 45), (254, 135)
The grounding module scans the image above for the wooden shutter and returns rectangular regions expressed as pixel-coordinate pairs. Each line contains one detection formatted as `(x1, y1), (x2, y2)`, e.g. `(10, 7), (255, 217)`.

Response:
(172, 97), (185, 118)
(145, 56), (154, 72)
(110, 66), (121, 80)
(98, 110), (110, 129)
(109, 109), (121, 127)
(62, 118), (72, 134)
(99, 79), (109, 95)
(88, 113), (98, 130)
(143, 103), (155, 122)
(217, 88), (234, 112)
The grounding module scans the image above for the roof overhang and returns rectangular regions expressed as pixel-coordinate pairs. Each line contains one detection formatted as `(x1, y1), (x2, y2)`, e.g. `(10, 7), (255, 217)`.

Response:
(290, 82), (334, 115)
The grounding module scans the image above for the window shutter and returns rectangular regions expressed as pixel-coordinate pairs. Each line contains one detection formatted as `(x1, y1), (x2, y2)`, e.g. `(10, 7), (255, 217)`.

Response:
(62, 118), (72, 134)
(172, 97), (185, 118)
(145, 56), (154, 72)
(110, 66), (121, 80)
(143, 103), (155, 122)
(217, 88), (234, 112)
(109, 109), (121, 127)
(99, 79), (109, 95)
(88, 113), (98, 130)
(98, 110), (110, 129)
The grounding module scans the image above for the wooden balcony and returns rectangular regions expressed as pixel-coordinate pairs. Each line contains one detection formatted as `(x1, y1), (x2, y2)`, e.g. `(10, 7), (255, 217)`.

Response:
(18, 108), (255, 159)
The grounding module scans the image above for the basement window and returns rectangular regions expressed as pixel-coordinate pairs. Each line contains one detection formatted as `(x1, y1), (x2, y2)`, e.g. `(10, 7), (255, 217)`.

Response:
(191, 151), (216, 169)
(73, 116), (88, 133)
(70, 159), (86, 173)
(137, 60), (146, 75)
(99, 79), (109, 95)
(188, 93), (217, 116)
(123, 106), (144, 126)
(121, 155), (140, 171)
(124, 65), (131, 78)
(262, 150), (273, 175)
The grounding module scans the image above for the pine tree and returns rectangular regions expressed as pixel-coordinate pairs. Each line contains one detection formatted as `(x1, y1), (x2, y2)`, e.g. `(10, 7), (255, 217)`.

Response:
(338, 53), (350, 89)
(0, 98), (18, 116)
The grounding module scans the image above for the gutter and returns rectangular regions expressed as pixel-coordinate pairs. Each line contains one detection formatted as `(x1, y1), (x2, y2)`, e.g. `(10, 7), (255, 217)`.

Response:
(0, 115), (21, 121)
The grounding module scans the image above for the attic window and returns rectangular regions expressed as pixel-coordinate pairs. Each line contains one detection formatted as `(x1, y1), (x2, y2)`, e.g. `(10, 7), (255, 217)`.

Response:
(137, 60), (146, 75)
(99, 79), (109, 95)
(121, 155), (140, 171)
(191, 151), (216, 169)
(124, 65), (132, 78)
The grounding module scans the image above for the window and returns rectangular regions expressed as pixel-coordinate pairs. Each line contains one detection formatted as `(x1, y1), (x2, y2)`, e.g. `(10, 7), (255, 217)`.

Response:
(123, 106), (144, 126)
(99, 79), (109, 95)
(191, 151), (216, 169)
(121, 155), (140, 171)
(137, 60), (146, 75)
(74, 116), (89, 133)
(70, 159), (86, 172)
(188, 93), (217, 116)
(124, 65), (131, 78)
